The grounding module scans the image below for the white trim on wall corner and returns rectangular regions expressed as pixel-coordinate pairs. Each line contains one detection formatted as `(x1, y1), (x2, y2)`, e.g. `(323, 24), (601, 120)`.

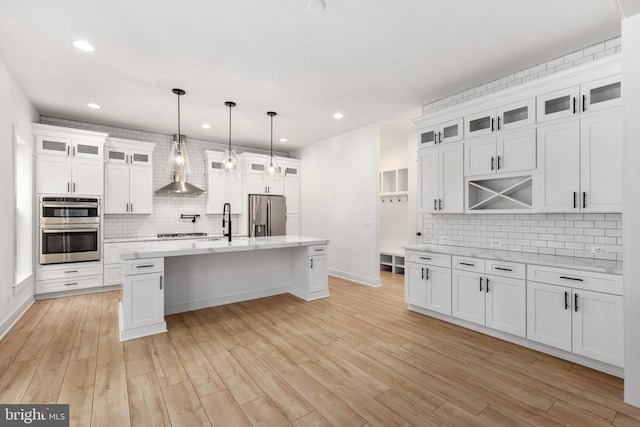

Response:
(329, 270), (381, 288)
(0, 294), (34, 341)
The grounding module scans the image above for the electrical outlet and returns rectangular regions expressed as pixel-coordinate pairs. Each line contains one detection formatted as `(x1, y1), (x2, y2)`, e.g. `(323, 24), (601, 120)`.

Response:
(591, 246), (607, 254)
(489, 238), (502, 248)
(440, 235), (450, 243)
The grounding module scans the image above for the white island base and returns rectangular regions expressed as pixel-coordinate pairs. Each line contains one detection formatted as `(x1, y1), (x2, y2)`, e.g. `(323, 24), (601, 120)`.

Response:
(118, 236), (329, 341)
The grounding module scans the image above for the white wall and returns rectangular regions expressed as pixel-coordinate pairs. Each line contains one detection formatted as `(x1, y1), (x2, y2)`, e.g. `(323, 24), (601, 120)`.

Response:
(294, 124), (380, 287)
(622, 13), (640, 407)
(0, 59), (39, 337)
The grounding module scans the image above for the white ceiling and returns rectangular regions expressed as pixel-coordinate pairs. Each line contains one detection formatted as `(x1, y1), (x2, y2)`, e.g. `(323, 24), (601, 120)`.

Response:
(0, 0), (622, 152)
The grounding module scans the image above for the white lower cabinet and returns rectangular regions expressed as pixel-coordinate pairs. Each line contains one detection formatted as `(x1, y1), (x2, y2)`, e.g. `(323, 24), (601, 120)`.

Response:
(452, 257), (526, 337)
(290, 245), (329, 300)
(527, 276), (624, 367)
(404, 251), (452, 315)
(120, 257), (166, 341)
(36, 261), (104, 295)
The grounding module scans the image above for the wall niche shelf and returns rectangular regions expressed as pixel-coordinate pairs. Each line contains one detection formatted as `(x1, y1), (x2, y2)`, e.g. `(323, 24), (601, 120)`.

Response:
(468, 175), (533, 211)
(380, 168), (409, 196)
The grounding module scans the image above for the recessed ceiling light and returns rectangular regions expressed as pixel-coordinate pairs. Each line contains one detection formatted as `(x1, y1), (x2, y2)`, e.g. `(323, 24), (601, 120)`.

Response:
(307, 0), (326, 12)
(279, 138), (288, 143)
(201, 123), (211, 129)
(87, 103), (101, 109)
(333, 112), (344, 119)
(73, 40), (95, 52)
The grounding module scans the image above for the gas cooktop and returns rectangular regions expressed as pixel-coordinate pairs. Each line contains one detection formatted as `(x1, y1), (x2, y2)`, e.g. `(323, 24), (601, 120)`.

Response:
(157, 232), (208, 239)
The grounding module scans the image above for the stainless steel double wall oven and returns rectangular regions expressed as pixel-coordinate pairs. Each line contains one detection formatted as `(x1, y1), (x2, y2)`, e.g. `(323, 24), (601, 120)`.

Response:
(39, 197), (101, 264)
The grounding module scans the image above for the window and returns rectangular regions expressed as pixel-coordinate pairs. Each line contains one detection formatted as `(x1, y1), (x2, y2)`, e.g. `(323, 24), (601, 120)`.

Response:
(14, 131), (33, 287)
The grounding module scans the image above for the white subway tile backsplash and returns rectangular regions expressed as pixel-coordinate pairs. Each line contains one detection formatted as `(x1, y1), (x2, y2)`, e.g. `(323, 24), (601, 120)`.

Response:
(422, 213), (622, 261)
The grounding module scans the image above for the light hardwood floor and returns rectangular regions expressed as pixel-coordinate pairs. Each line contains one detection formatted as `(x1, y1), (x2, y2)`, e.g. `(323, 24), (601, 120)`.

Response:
(1, 271), (640, 426)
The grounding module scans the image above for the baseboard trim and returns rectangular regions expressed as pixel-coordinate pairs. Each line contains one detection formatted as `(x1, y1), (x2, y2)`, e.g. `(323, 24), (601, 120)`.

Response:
(329, 269), (381, 287)
(0, 295), (34, 341)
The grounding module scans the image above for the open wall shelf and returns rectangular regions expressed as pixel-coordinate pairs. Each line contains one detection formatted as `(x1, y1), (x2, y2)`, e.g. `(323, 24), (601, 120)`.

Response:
(468, 175), (533, 211)
(380, 168), (409, 196)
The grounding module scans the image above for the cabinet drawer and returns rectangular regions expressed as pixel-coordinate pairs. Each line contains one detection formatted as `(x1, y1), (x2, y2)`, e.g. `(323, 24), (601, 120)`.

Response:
(406, 251), (451, 268)
(452, 256), (485, 273)
(104, 241), (146, 264)
(37, 262), (102, 281)
(122, 258), (164, 276)
(486, 260), (526, 280)
(36, 275), (103, 294)
(527, 265), (622, 295)
(307, 245), (328, 256)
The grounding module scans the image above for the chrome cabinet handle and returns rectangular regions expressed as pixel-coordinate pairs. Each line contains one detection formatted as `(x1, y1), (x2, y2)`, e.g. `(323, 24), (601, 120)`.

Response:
(73, 182), (76, 193)
(67, 182), (70, 193)
(160, 276), (163, 290)
(136, 264), (155, 269)
(64, 270), (78, 274)
(64, 282), (78, 286)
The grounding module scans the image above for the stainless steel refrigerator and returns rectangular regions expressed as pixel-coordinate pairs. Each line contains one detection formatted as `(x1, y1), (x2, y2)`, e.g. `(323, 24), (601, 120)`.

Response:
(248, 194), (286, 237)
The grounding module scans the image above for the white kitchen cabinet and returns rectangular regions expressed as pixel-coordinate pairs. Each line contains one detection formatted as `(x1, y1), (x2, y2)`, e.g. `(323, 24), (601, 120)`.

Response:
(36, 261), (104, 295)
(527, 281), (573, 351)
(205, 151), (243, 214)
(537, 110), (622, 212)
(290, 245), (329, 301)
(284, 176), (300, 214)
(33, 124), (107, 196)
(452, 269), (486, 325)
(247, 174), (284, 195)
(465, 128), (536, 177)
(527, 265), (624, 367)
(404, 251), (452, 315)
(286, 214), (300, 235)
(572, 289), (624, 366)
(537, 75), (622, 123)
(36, 155), (103, 196)
(418, 117), (464, 148)
(452, 257), (526, 337)
(580, 111), (623, 212)
(120, 257), (166, 340)
(309, 253), (328, 293)
(104, 138), (155, 214)
(465, 98), (535, 138)
(418, 144), (463, 213)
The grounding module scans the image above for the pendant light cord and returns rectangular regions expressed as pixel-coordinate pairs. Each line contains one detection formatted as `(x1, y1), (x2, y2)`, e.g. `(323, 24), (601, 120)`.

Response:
(228, 104), (232, 151)
(270, 115), (273, 157)
(177, 93), (181, 140)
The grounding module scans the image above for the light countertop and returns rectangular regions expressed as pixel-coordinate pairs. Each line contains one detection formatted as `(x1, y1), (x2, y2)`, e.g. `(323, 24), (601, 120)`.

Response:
(120, 235), (329, 260)
(404, 244), (622, 275)
(105, 235), (228, 243)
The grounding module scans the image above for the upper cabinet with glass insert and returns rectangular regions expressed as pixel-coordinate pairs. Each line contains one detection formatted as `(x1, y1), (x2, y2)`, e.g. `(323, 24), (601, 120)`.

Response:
(36, 134), (104, 159)
(537, 75), (621, 123)
(418, 118), (463, 148)
(464, 98), (536, 139)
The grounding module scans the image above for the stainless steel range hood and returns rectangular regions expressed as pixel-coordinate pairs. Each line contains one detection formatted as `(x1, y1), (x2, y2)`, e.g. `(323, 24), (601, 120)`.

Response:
(156, 170), (205, 195)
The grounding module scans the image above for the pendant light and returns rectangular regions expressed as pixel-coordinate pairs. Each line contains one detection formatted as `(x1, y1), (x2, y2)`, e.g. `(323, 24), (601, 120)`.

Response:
(264, 111), (280, 179)
(222, 101), (239, 175)
(156, 88), (205, 194)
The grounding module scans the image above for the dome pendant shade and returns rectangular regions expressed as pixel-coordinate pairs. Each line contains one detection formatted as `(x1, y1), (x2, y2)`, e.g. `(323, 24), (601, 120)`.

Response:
(222, 101), (239, 176)
(264, 111), (280, 180)
(156, 88), (205, 195)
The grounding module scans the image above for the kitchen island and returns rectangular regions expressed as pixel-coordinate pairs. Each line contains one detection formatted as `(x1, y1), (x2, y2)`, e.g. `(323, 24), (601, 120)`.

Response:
(118, 235), (329, 341)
